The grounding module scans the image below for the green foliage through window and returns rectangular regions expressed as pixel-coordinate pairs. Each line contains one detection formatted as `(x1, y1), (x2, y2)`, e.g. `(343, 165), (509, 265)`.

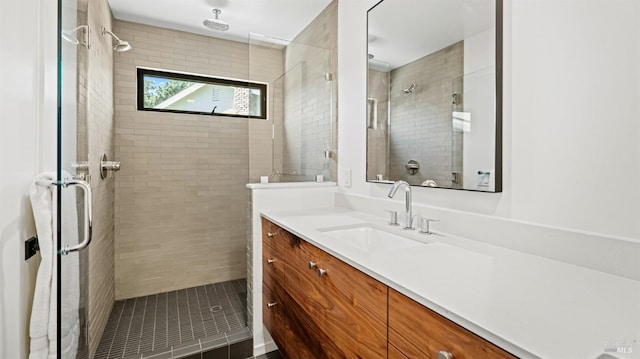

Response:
(143, 78), (191, 108)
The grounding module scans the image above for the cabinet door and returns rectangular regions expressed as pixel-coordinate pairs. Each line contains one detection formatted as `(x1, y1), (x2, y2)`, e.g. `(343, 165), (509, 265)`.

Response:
(284, 236), (327, 324)
(389, 344), (409, 359)
(388, 289), (517, 359)
(319, 250), (388, 359)
(282, 291), (337, 359)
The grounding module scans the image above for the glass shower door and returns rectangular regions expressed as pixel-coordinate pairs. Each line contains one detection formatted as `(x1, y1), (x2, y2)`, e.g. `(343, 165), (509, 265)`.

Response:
(248, 33), (336, 183)
(58, 0), (91, 357)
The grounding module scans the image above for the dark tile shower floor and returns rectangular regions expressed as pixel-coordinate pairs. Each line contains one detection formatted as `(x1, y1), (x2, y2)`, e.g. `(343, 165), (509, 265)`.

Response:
(95, 279), (248, 359)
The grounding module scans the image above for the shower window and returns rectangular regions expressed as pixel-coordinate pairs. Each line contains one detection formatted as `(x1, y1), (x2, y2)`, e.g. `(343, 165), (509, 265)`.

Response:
(137, 68), (267, 119)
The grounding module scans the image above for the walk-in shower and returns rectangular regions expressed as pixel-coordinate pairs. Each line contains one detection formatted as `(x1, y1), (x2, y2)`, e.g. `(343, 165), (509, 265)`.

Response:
(54, 0), (335, 358)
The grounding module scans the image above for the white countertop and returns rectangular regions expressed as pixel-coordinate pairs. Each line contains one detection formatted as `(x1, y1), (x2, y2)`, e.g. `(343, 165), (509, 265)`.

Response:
(261, 207), (640, 359)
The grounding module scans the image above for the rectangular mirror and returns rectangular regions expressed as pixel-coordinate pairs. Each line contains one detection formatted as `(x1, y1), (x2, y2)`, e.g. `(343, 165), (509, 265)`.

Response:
(367, 0), (502, 192)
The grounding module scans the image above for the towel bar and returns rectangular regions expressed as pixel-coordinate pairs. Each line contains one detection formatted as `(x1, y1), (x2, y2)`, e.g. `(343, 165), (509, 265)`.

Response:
(36, 177), (93, 255)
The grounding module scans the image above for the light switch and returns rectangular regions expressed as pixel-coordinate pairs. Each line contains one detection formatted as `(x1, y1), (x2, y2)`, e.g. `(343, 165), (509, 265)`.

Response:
(343, 169), (352, 188)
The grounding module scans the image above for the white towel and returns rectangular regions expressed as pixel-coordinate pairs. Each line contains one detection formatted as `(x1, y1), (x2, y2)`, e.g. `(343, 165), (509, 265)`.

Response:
(29, 173), (80, 359)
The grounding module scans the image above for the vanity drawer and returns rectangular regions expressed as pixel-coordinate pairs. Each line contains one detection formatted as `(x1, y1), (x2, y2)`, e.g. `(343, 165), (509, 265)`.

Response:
(263, 240), (285, 290)
(261, 217), (289, 254)
(262, 281), (285, 348)
(388, 289), (517, 359)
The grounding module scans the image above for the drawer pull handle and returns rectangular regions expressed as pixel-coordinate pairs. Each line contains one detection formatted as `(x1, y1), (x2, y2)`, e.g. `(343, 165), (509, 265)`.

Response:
(317, 268), (327, 277)
(308, 261), (317, 269)
(267, 232), (276, 237)
(267, 302), (278, 308)
(267, 259), (275, 264)
(437, 351), (454, 359)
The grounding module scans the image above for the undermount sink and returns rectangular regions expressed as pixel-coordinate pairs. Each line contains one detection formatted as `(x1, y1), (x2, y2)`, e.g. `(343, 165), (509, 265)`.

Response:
(317, 224), (427, 253)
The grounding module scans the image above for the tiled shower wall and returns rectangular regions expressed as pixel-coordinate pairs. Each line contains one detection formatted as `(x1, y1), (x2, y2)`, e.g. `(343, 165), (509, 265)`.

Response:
(388, 41), (463, 187)
(83, 0), (116, 355)
(366, 68), (390, 180)
(112, 21), (282, 300)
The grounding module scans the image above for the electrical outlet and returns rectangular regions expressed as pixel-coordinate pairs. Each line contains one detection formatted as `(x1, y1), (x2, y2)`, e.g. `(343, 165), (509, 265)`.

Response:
(25, 236), (39, 260)
(343, 169), (352, 188)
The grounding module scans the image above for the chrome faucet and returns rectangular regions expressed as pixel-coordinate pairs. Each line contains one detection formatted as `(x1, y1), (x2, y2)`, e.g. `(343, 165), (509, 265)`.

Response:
(388, 180), (414, 230)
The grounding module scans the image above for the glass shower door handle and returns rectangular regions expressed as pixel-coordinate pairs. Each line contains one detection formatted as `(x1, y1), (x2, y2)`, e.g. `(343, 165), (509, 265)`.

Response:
(61, 178), (93, 255)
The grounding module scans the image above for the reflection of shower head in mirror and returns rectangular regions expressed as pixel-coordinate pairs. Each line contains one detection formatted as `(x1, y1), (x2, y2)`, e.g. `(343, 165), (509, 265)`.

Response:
(402, 83), (416, 95)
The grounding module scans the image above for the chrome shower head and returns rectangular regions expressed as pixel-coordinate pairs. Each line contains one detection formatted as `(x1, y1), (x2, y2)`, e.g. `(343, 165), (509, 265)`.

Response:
(113, 40), (132, 52)
(101, 27), (132, 52)
(402, 83), (416, 95)
(62, 25), (90, 49)
(203, 9), (230, 31)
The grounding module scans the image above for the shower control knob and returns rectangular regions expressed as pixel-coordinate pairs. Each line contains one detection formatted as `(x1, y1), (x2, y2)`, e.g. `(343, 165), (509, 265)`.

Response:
(104, 162), (120, 171)
(100, 153), (121, 180)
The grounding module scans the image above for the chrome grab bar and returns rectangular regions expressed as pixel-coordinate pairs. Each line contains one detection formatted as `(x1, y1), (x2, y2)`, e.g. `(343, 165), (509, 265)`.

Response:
(62, 179), (92, 255)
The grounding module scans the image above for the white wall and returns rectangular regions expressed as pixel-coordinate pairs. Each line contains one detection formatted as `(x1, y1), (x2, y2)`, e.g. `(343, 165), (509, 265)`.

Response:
(0, 0), (58, 358)
(338, 0), (640, 240)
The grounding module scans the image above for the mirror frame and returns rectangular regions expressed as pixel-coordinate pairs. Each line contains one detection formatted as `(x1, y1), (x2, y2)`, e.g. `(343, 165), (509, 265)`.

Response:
(366, 0), (503, 193)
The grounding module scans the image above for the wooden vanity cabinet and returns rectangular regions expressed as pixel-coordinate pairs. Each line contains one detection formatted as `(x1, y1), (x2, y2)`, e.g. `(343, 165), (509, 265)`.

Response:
(388, 288), (517, 359)
(262, 218), (516, 359)
(262, 218), (387, 358)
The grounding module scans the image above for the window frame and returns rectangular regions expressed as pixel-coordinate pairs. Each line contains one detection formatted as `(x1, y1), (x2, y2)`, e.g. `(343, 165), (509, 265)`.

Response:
(136, 68), (267, 120)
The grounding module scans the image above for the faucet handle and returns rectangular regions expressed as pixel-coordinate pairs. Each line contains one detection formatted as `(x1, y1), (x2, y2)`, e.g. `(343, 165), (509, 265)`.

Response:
(419, 218), (439, 235)
(385, 210), (399, 226)
(409, 215), (419, 230)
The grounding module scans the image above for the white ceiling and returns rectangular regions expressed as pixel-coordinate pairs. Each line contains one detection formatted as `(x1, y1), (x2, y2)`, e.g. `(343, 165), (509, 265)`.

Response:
(368, 0), (495, 70)
(107, 0), (332, 43)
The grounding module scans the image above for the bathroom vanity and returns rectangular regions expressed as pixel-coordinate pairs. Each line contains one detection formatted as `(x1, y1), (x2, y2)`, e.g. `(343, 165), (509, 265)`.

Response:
(262, 217), (516, 358)
(262, 217), (387, 358)
(259, 206), (640, 359)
